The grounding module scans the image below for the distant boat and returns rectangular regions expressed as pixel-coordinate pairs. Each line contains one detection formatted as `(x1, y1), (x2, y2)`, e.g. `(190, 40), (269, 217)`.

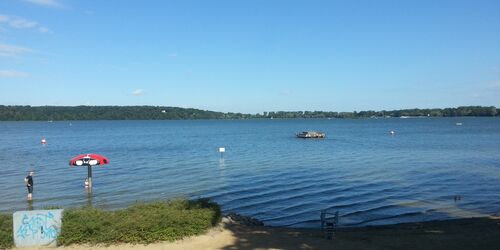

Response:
(296, 131), (325, 138)
(456, 122), (463, 126)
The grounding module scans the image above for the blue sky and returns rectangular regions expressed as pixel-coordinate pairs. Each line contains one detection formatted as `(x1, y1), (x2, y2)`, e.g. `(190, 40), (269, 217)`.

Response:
(1, 0), (499, 113)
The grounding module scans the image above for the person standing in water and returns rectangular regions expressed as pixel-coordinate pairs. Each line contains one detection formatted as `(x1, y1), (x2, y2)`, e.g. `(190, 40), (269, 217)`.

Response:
(24, 171), (34, 201)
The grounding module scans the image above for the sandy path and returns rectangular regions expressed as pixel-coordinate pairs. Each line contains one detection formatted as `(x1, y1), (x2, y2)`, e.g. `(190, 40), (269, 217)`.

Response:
(55, 225), (237, 250)
(17, 221), (332, 250)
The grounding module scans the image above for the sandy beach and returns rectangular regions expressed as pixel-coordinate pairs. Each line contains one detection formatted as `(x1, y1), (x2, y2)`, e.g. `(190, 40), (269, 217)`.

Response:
(14, 216), (500, 250)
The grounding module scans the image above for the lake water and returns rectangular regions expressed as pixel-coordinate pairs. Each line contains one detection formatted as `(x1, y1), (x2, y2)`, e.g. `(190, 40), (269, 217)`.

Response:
(1, 118), (499, 227)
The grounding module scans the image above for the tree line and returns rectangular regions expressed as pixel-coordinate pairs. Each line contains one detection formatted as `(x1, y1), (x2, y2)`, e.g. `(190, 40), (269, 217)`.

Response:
(262, 106), (499, 119)
(0, 105), (498, 121)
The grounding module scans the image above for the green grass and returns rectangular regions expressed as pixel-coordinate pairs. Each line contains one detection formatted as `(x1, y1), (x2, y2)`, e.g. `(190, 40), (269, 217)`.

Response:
(57, 198), (221, 245)
(0, 199), (221, 248)
(0, 214), (13, 249)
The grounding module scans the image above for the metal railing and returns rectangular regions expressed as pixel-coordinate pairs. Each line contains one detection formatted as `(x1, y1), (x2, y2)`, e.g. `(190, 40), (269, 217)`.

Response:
(320, 210), (339, 239)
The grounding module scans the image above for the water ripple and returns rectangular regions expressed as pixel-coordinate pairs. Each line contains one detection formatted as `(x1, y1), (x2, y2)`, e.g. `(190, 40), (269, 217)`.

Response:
(1, 118), (500, 227)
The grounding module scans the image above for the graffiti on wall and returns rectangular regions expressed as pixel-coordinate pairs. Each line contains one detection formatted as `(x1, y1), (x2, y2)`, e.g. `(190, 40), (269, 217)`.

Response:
(13, 209), (63, 247)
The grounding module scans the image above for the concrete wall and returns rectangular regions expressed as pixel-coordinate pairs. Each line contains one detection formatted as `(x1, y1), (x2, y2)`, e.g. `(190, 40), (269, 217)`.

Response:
(13, 209), (63, 247)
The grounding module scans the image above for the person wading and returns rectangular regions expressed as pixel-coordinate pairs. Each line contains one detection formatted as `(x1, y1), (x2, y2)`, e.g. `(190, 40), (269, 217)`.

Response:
(24, 171), (34, 201)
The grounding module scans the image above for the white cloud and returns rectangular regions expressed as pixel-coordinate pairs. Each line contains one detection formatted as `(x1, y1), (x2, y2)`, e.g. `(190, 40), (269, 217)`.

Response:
(9, 18), (37, 28)
(0, 15), (49, 33)
(38, 26), (50, 33)
(132, 89), (144, 96)
(24, 0), (62, 8)
(0, 43), (33, 57)
(0, 70), (29, 78)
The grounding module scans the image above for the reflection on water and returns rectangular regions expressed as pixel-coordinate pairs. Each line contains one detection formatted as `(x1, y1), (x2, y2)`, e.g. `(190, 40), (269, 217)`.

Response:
(85, 189), (93, 207)
(0, 118), (499, 227)
(27, 200), (33, 211)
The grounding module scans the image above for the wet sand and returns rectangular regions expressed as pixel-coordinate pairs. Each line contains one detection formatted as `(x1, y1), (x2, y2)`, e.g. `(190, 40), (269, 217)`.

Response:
(17, 216), (500, 250)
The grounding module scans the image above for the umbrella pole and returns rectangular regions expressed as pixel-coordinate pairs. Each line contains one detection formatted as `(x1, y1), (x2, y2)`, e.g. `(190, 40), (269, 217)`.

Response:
(87, 165), (92, 190)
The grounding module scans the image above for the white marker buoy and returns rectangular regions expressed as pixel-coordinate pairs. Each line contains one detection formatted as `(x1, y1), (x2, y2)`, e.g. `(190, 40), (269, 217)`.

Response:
(219, 147), (225, 159)
(389, 130), (395, 135)
(41, 138), (46, 145)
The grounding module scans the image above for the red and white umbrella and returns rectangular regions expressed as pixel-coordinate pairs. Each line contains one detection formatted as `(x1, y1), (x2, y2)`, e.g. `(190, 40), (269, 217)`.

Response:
(69, 154), (109, 166)
(69, 154), (109, 190)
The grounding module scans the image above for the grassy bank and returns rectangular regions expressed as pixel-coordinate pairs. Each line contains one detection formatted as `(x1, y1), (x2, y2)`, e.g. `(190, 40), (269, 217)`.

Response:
(0, 214), (13, 249)
(0, 198), (221, 248)
(58, 199), (221, 245)
(2, 208), (499, 249)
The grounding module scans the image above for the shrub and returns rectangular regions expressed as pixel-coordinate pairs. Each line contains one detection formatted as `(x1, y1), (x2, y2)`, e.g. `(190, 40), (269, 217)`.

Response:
(0, 214), (13, 249)
(57, 198), (221, 245)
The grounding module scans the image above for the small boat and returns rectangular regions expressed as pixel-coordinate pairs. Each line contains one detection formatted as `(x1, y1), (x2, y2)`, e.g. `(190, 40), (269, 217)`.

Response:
(296, 131), (325, 138)
(456, 122), (463, 126)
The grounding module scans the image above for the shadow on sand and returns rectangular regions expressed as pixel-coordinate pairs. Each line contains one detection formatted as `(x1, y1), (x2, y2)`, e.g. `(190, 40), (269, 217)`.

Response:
(219, 217), (500, 250)
(220, 222), (331, 250)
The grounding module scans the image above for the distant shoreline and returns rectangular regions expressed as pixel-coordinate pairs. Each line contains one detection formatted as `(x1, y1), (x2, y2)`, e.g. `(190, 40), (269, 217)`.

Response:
(0, 105), (498, 121)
